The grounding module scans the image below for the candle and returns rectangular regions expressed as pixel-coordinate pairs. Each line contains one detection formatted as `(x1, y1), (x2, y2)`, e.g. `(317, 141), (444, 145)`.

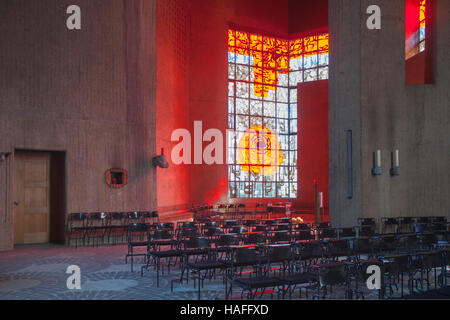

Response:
(394, 150), (399, 167)
(318, 192), (323, 208)
(161, 147), (164, 156)
(376, 150), (381, 168)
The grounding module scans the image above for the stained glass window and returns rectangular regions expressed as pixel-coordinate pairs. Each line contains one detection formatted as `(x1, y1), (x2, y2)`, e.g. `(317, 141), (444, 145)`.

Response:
(227, 29), (329, 199)
(406, 0), (426, 60)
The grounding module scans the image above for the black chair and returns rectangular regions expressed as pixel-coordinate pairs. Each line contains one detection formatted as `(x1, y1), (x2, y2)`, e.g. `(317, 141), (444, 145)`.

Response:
(293, 223), (311, 231)
(108, 212), (127, 244)
(359, 225), (377, 237)
(270, 231), (291, 244)
(85, 212), (109, 246)
(352, 237), (375, 259)
(311, 262), (350, 299)
(382, 254), (414, 298)
(381, 217), (398, 234)
(243, 232), (266, 245)
(319, 228), (337, 240)
(226, 247), (283, 300)
(126, 223), (150, 272)
(299, 241), (324, 265)
(66, 213), (88, 247)
(264, 244), (295, 275)
(153, 222), (174, 231)
(414, 250), (445, 291)
(293, 230), (314, 242)
(339, 227), (356, 238)
(143, 211), (159, 225)
(348, 259), (383, 299)
(417, 217), (432, 224)
(324, 239), (350, 260)
(378, 235), (398, 254)
(203, 226), (223, 239)
(178, 245), (227, 300)
(358, 218), (376, 227)
(275, 223), (291, 231)
(398, 217), (415, 233)
(143, 229), (182, 286)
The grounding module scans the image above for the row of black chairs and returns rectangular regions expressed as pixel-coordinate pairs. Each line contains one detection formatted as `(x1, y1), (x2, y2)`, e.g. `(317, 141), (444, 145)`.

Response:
(358, 216), (448, 234)
(167, 236), (450, 299)
(66, 211), (159, 247)
(129, 220), (450, 299)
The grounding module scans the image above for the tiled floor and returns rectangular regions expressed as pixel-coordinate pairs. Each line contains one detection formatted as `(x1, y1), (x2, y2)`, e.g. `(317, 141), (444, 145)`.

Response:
(0, 244), (446, 300)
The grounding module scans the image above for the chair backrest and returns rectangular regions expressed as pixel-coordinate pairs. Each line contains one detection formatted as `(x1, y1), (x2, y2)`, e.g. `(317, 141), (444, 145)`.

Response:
(358, 218), (376, 226)
(127, 223), (149, 242)
(183, 236), (209, 250)
(127, 211), (143, 222)
(224, 220), (238, 227)
(339, 227), (356, 238)
(110, 212), (125, 225)
(419, 251), (444, 269)
(231, 226), (245, 234)
(178, 227), (199, 239)
(204, 221), (217, 228)
(272, 231), (291, 243)
(151, 229), (173, 241)
(414, 223), (430, 233)
(300, 241), (324, 259)
(204, 227), (222, 237)
(353, 238), (373, 255)
(255, 225), (267, 232)
(384, 254), (412, 274)
(266, 244), (293, 264)
(153, 222), (174, 231)
(276, 223), (291, 231)
(417, 217), (432, 224)
(234, 247), (261, 265)
(295, 230), (313, 241)
(244, 232), (266, 245)
(432, 216), (447, 223)
(320, 263), (348, 286)
(244, 220), (258, 227)
(67, 213), (88, 229)
(295, 223), (311, 231)
(215, 234), (240, 248)
(325, 239), (350, 258)
(88, 212), (109, 226)
(319, 228), (337, 239)
(359, 225), (376, 236)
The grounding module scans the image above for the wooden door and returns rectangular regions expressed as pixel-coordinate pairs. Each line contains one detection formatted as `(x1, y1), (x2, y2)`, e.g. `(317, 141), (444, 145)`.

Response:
(14, 152), (50, 244)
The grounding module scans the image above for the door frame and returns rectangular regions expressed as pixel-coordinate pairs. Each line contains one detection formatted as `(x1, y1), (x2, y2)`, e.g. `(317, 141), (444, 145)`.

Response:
(13, 149), (67, 246)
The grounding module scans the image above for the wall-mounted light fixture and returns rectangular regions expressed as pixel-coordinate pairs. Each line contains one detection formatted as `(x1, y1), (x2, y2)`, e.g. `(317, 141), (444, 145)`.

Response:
(371, 150), (382, 175)
(152, 148), (169, 169)
(390, 149), (400, 176)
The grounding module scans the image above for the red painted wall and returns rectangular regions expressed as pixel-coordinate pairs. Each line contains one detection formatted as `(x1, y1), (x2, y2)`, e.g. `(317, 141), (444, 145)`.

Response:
(296, 80), (329, 215)
(288, 0), (328, 36)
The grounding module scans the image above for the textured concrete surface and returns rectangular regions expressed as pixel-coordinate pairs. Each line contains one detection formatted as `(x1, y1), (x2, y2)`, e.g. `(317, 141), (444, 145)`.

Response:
(0, 0), (157, 250)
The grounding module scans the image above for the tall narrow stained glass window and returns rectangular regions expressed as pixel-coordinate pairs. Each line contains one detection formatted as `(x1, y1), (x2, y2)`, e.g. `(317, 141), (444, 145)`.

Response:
(406, 0), (426, 60)
(227, 29), (329, 199)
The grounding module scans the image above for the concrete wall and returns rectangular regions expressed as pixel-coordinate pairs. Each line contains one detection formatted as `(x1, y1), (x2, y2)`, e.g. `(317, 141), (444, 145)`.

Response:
(0, 0), (157, 250)
(328, 0), (363, 227)
(329, 0), (450, 226)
